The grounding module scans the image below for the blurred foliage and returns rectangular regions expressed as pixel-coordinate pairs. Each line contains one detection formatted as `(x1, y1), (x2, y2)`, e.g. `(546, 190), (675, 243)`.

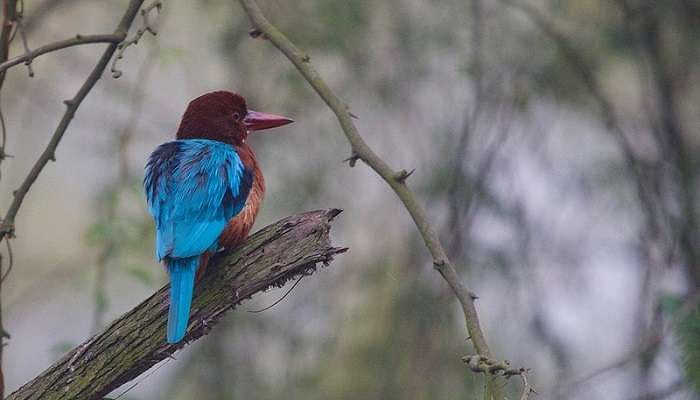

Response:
(6, 0), (700, 398)
(665, 297), (700, 394)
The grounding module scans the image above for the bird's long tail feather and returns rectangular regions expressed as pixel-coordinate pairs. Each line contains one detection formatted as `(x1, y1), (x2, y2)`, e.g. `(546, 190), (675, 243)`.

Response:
(166, 256), (198, 343)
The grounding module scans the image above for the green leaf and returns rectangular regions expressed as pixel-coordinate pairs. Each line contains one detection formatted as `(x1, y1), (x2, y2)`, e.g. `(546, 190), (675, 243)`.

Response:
(675, 301), (700, 393)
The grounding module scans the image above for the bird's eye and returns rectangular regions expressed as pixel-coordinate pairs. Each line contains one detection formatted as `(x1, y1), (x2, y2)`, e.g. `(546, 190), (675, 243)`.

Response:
(233, 112), (241, 121)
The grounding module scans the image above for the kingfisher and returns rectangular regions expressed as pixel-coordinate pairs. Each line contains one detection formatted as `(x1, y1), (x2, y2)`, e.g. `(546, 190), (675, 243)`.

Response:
(144, 91), (293, 343)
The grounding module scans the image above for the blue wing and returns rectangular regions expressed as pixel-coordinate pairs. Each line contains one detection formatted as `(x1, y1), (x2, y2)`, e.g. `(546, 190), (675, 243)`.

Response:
(144, 139), (253, 260)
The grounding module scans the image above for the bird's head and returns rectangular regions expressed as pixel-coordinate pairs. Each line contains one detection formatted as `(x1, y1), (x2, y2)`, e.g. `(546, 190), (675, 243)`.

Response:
(176, 91), (293, 145)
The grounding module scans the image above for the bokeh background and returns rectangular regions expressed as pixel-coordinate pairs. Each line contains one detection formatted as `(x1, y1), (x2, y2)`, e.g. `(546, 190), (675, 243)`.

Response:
(2, 0), (700, 399)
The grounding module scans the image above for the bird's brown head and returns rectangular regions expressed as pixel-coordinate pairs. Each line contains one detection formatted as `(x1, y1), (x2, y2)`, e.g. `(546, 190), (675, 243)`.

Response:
(176, 91), (293, 145)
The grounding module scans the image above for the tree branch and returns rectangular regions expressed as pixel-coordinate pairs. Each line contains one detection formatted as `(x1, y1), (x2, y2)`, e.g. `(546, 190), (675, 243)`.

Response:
(0, 0), (18, 88)
(0, 33), (124, 74)
(0, 1), (20, 396)
(236, 1), (513, 398)
(7, 209), (346, 400)
(0, 0), (145, 241)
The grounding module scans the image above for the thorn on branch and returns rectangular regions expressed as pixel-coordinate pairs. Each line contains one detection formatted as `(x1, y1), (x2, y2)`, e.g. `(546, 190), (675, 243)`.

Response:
(433, 258), (446, 269)
(248, 28), (267, 40)
(343, 151), (360, 167)
(394, 168), (415, 183)
(344, 103), (358, 119)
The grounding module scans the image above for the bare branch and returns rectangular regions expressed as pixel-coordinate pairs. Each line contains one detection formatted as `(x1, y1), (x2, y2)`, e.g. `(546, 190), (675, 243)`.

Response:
(0, 1), (21, 395)
(0, 0), (19, 88)
(110, 0), (161, 78)
(91, 14), (163, 334)
(7, 209), (345, 400)
(519, 370), (535, 400)
(393, 168), (415, 183)
(0, 33), (123, 74)
(14, 16), (33, 77)
(0, 0), (146, 241)
(236, 1), (519, 398)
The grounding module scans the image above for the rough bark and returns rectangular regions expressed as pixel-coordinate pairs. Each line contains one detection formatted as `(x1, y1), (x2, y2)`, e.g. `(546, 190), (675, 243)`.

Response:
(8, 209), (345, 400)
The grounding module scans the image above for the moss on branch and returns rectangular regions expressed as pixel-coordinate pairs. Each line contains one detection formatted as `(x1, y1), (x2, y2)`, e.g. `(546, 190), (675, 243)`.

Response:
(7, 209), (345, 400)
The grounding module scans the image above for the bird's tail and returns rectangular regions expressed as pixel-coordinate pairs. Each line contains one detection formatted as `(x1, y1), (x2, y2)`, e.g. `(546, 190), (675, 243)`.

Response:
(166, 256), (198, 344)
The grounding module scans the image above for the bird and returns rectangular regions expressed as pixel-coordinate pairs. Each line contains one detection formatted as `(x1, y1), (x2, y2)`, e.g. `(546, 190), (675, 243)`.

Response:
(143, 91), (293, 343)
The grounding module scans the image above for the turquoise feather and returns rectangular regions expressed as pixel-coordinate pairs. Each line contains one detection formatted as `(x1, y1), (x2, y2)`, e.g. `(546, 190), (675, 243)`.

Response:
(144, 139), (253, 343)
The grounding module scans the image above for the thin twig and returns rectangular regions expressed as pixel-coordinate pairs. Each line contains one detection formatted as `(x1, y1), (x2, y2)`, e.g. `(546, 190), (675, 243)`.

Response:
(0, 33), (124, 74)
(0, 1), (19, 395)
(110, 0), (161, 78)
(0, 0), (18, 88)
(91, 26), (161, 334)
(519, 371), (535, 400)
(247, 275), (304, 313)
(237, 1), (518, 398)
(0, 0), (146, 242)
(111, 358), (172, 400)
(0, 238), (12, 283)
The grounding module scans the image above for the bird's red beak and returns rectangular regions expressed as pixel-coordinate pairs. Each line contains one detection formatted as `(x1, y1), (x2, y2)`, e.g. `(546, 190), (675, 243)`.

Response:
(244, 110), (294, 131)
